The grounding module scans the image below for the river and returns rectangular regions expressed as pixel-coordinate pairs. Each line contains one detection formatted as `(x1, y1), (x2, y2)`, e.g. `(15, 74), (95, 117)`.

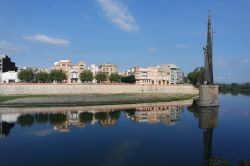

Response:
(0, 94), (249, 166)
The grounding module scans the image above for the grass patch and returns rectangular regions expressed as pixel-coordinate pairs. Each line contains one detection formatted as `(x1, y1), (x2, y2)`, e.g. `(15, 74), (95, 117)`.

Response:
(0, 93), (197, 107)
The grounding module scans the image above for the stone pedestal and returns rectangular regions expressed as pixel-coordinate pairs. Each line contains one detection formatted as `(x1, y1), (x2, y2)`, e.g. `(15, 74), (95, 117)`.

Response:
(198, 85), (219, 107)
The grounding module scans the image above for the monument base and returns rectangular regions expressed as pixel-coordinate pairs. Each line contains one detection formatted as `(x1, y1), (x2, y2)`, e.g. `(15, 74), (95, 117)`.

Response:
(198, 85), (219, 107)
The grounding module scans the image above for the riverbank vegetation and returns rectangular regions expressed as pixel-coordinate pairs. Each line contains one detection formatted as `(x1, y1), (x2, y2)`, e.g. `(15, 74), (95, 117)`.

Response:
(219, 83), (250, 95)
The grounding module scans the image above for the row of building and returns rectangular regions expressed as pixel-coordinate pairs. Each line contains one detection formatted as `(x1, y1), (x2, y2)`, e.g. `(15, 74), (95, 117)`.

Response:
(127, 64), (184, 85)
(54, 60), (118, 83)
(0, 54), (184, 84)
(53, 59), (184, 84)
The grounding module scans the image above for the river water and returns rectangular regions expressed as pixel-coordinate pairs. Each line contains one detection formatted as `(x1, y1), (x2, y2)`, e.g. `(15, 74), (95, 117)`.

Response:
(0, 94), (249, 166)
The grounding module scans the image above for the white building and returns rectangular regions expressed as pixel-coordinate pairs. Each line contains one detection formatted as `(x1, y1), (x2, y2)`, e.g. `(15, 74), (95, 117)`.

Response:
(90, 64), (99, 76)
(159, 64), (184, 84)
(0, 55), (17, 83)
(1, 71), (18, 83)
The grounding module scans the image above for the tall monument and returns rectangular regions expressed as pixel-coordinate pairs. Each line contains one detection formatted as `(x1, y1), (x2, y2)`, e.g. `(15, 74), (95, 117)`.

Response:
(204, 10), (214, 84)
(198, 11), (219, 107)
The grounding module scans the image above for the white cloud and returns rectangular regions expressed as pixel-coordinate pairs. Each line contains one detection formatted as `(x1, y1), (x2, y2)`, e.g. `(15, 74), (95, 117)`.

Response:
(24, 34), (69, 46)
(176, 43), (192, 49)
(0, 40), (21, 54)
(147, 47), (158, 54)
(96, 0), (139, 32)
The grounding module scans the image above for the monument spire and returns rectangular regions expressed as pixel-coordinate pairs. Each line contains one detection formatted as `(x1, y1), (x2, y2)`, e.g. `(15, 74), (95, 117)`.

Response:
(204, 10), (214, 84)
(198, 10), (219, 107)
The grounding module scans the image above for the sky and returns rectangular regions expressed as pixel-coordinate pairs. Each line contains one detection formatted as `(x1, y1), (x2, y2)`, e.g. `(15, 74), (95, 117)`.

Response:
(0, 0), (249, 83)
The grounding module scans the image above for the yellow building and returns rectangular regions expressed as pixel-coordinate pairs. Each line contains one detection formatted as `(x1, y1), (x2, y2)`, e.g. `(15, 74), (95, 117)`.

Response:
(99, 63), (117, 76)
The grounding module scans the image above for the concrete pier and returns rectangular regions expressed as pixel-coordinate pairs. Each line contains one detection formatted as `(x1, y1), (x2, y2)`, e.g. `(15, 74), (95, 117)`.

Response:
(198, 85), (219, 107)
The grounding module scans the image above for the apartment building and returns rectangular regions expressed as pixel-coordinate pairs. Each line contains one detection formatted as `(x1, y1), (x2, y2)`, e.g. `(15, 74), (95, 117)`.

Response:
(128, 66), (170, 85)
(99, 63), (117, 76)
(54, 60), (86, 83)
(128, 64), (184, 85)
(0, 55), (18, 83)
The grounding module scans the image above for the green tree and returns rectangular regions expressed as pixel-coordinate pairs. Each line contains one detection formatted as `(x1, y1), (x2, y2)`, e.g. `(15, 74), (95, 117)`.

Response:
(187, 67), (204, 86)
(95, 112), (108, 121)
(35, 113), (49, 124)
(218, 82), (250, 95)
(49, 69), (67, 83)
(35, 72), (49, 83)
(109, 73), (121, 83)
(18, 69), (34, 82)
(95, 72), (107, 83)
(183, 76), (189, 84)
(17, 114), (35, 127)
(109, 111), (121, 120)
(49, 113), (67, 125)
(80, 70), (93, 82)
(121, 75), (136, 83)
(79, 112), (93, 123)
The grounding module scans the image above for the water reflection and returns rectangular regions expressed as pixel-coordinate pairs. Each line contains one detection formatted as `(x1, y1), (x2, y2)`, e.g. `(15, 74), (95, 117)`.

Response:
(198, 107), (218, 165)
(188, 106), (230, 165)
(126, 106), (183, 125)
(0, 104), (184, 137)
(1, 97), (250, 165)
(0, 113), (19, 138)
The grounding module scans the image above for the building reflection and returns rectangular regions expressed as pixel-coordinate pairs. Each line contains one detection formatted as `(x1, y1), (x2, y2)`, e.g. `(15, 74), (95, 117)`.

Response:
(126, 105), (183, 125)
(0, 104), (184, 137)
(0, 113), (19, 138)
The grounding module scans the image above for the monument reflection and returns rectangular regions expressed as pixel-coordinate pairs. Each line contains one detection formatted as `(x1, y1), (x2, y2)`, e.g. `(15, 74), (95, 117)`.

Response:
(191, 106), (229, 165)
(198, 107), (218, 165)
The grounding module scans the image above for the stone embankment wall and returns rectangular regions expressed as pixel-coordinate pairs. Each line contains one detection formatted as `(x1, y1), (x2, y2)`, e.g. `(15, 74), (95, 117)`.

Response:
(0, 84), (198, 95)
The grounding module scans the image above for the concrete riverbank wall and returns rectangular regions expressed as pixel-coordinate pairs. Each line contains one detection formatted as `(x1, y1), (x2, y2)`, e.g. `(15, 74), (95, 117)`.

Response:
(0, 84), (198, 95)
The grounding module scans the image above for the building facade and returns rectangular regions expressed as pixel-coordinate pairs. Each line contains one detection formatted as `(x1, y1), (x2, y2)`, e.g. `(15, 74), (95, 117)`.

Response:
(2, 71), (18, 83)
(99, 63), (117, 76)
(128, 66), (170, 85)
(70, 61), (85, 83)
(126, 105), (183, 125)
(0, 55), (18, 83)
(54, 60), (86, 83)
(128, 64), (184, 85)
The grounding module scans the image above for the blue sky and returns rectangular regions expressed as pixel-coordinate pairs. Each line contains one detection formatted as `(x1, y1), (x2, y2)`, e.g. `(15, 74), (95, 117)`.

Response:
(0, 0), (249, 83)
